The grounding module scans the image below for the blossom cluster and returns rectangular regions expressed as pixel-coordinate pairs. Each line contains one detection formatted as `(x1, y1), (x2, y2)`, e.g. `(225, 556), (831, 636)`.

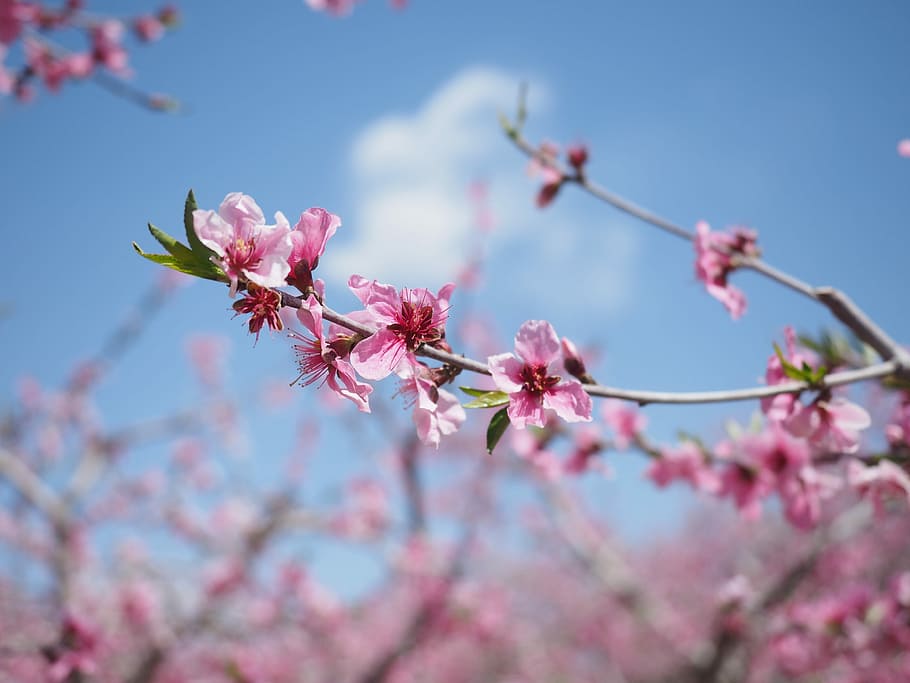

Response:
(134, 187), (909, 529)
(190, 192), (593, 451)
(526, 139), (590, 208)
(0, 0), (178, 103)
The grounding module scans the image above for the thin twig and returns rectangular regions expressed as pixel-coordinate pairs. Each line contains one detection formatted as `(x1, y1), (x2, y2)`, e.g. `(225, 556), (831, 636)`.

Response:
(503, 120), (909, 378)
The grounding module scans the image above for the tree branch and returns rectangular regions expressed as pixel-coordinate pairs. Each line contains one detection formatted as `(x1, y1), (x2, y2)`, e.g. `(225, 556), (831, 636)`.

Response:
(276, 291), (901, 406)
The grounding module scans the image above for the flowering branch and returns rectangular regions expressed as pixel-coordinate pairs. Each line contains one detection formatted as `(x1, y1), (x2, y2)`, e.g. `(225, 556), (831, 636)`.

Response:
(502, 111), (910, 379)
(274, 291), (900, 407)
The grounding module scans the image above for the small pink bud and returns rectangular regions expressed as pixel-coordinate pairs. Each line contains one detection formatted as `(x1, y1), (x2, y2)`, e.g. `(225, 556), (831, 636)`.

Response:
(536, 180), (562, 208)
(567, 144), (589, 171)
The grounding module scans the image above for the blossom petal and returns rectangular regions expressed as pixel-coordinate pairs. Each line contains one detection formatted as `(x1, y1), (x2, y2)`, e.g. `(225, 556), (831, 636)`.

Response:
(290, 207), (341, 270)
(218, 192), (265, 230)
(488, 353), (524, 393)
(514, 320), (560, 366)
(350, 329), (407, 380)
(327, 358), (373, 413)
(543, 381), (592, 423)
(192, 209), (230, 257)
(296, 294), (323, 338)
(507, 390), (545, 430)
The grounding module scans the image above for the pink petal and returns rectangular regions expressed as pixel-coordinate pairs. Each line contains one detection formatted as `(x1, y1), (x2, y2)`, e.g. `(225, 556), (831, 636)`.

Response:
(245, 218), (292, 288)
(435, 282), (456, 311)
(192, 209), (230, 256)
(825, 398), (872, 432)
(218, 192), (265, 229)
(543, 381), (592, 423)
(507, 390), (545, 429)
(487, 353), (524, 393)
(290, 207), (341, 269)
(349, 329), (407, 380)
(327, 358), (372, 413)
(296, 294), (323, 338)
(513, 320), (560, 366)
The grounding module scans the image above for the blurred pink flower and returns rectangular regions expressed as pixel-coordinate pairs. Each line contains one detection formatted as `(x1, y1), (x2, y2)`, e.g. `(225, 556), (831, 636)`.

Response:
(647, 441), (720, 493)
(694, 220), (759, 319)
(602, 400), (647, 450)
(847, 458), (910, 515)
(786, 396), (870, 454)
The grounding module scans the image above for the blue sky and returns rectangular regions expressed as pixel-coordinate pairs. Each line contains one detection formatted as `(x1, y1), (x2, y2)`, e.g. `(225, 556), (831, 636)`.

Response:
(2, 1), (910, 593)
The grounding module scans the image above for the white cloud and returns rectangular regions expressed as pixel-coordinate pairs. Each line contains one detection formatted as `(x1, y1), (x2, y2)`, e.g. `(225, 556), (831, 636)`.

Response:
(327, 66), (546, 287)
(326, 66), (638, 317)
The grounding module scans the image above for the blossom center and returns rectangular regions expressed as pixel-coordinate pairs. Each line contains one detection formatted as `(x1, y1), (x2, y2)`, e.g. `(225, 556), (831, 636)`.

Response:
(388, 301), (442, 351)
(291, 334), (331, 387)
(225, 237), (262, 272)
(519, 364), (560, 394)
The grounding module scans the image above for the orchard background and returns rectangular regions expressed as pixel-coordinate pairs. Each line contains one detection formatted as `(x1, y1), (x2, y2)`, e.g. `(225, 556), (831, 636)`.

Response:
(2, 2), (910, 682)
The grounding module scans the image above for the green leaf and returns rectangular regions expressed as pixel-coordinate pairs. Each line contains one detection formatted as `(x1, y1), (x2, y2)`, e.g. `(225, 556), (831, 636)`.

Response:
(183, 189), (211, 256)
(486, 407), (510, 454)
(461, 389), (510, 409)
(459, 387), (490, 398)
(132, 242), (225, 282)
(148, 223), (196, 261)
(498, 111), (516, 139)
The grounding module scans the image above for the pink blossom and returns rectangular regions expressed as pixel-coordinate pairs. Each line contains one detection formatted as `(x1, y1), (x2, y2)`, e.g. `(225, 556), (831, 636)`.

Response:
(761, 326), (815, 422)
(396, 359), (466, 448)
(193, 192), (293, 296)
(562, 425), (604, 475)
(527, 141), (564, 208)
(785, 396), (871, 454)
(0, 45), (13, 94)
(778, 465), (840, 530)
(488, 320), (592, 429)
(560, 336), (593, 383)
(898, 139), (910, 158)
(306, 0), (359, 16)
(602, 400), (647, 450)
(119, 581), (158, 629)
(566, 143), (589, 172)
(47, 614), (100, 682)
(133, 15), (164, 42)
(740, 424), (811, 481)
(23, 38), (74, 92)
(647, 441), (720, 493)
(332, 478), (389, 539)
(348, 276), (455, 380)
(527, 140), (560, 179)
(186, 334), (228, 387)
(291, 294), (373, 412)
(847, 459), (910, 515)
(719, 460), (772, 520)
(204, 558), (246, 597)
(0, 0), (38, 45)
(286, 207), (341, 292)
(90, 19), (129, 74)
(885, 392), (910, 448)
(693, 220), (759, 319)
(232, 284), (283, 343)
